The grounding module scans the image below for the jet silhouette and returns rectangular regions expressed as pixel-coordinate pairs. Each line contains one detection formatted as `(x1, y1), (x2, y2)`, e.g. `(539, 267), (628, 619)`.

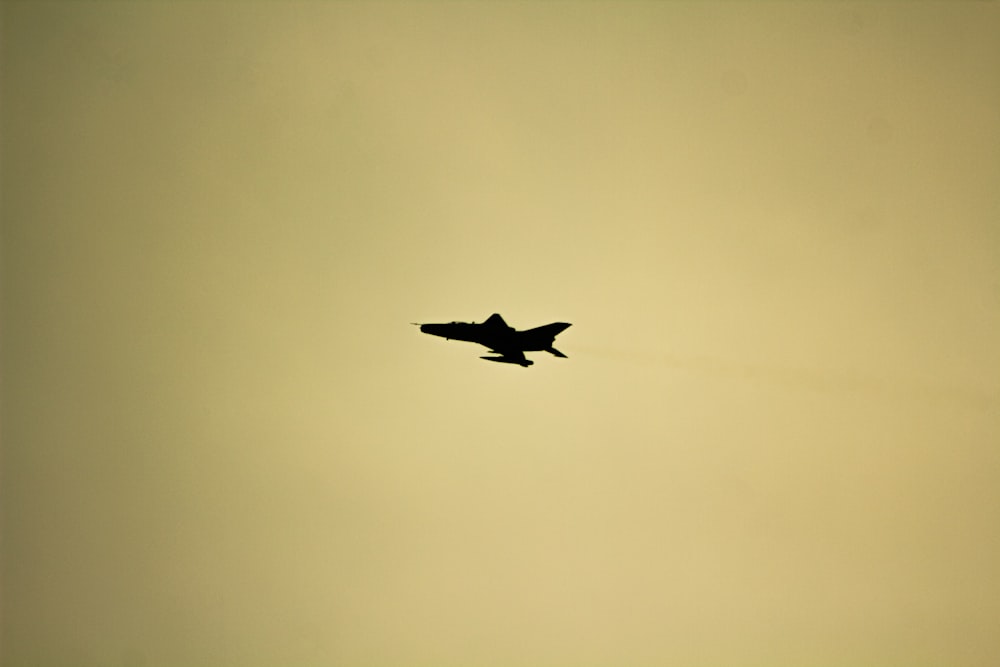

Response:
(415, 313), (571, 367)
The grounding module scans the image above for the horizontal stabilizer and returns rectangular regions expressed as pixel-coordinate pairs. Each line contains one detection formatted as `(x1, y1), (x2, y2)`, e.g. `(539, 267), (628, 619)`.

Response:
(546, 347), (567, 358)
(526, 322), (572, 337)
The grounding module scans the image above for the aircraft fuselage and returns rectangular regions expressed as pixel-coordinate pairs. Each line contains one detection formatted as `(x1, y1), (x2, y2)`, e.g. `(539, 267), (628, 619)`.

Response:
(417, 314), (571, 366)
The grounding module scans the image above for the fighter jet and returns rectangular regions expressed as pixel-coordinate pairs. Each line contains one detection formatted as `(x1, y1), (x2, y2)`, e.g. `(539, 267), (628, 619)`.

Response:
(415, 313), (571, 367)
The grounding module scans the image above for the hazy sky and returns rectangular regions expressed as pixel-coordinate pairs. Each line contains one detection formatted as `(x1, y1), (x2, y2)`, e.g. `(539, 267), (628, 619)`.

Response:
(2, 2), (999, 666)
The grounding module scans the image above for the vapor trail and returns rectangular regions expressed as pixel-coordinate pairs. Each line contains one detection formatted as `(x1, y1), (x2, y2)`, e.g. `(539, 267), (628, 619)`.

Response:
(573, 344), (998, 413)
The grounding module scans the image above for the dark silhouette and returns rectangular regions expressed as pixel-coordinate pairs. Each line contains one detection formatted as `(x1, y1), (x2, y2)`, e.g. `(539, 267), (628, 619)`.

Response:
(415, 313), (571, 367)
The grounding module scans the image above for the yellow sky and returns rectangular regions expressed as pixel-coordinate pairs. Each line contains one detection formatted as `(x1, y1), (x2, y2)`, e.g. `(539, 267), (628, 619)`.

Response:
(2, 2), (999, 666)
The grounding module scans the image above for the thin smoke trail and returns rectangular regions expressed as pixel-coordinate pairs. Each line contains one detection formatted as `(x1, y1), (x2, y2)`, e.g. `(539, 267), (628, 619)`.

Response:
(572, 344), (999, 413)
